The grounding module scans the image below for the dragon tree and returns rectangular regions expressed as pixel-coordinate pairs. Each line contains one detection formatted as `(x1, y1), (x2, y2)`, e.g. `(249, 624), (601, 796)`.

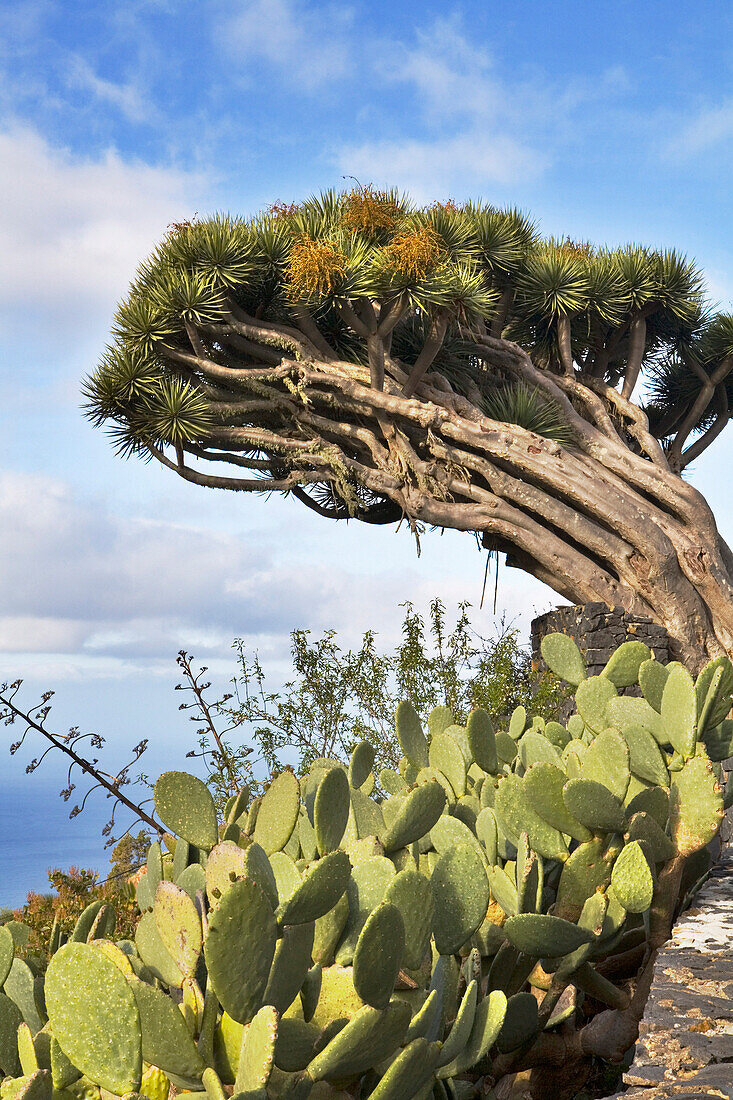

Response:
(84, 188), (733, 667)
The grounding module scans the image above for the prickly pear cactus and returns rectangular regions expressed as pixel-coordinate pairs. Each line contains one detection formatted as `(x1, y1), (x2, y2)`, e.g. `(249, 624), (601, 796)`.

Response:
(2, 638), (729, 1100)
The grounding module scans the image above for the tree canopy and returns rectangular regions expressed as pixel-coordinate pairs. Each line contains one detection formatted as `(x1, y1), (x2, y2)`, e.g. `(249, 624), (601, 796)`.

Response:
(83, 187), (733, 663)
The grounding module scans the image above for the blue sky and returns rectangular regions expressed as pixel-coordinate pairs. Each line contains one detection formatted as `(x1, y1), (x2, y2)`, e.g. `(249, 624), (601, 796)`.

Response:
(1, 0), (732, 904)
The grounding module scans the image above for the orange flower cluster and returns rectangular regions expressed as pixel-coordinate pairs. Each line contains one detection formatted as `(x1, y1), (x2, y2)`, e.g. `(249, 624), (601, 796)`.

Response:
(267, 200), (301, 221)
(340, 186), (401, 234)
(429, 199), (460, 213)
(559, 237), (595, 260)
(165, 214), (199, 238)
(285, 235), (347, 300)
(384, 225), (444, 281)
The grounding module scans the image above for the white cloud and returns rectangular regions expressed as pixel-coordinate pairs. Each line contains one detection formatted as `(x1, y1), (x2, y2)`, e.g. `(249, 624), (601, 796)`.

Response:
(0, 617), (89, 654)
(334, 18), (635, 200)
(338, 132), (546, 201)
(0, 468), (557, 678)
(376, 18), (507, 128)
(0, 123), (205, 328)
(0, 470), (401, 670)
(669, 99), (733, 159)
(0, 470), (312, 659)
(336, 18), (552, 197)
(65, 57), (152, 125)
(705, 267), (733, 312)
(221, 0), (353, 90)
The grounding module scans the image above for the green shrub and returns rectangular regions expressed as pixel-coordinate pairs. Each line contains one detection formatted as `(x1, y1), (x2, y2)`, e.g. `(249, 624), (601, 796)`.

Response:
(0, 635), (729, 1100)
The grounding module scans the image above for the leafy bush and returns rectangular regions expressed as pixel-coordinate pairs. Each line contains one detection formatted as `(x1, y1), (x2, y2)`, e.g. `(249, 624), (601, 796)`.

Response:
(192, 600), (571, 806)
(9, 834), (150, 959)
(0, 635), (729, 1100)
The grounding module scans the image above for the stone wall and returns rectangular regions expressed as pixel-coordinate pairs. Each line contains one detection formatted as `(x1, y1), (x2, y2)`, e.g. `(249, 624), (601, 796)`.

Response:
(531, 602), (672, 679)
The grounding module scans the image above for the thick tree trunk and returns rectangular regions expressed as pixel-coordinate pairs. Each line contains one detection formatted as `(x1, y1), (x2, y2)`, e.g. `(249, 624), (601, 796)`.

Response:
(163, 334), (733, 669)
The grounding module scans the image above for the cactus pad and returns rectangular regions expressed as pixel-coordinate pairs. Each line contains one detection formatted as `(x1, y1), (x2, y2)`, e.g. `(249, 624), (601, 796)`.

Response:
(263, 922), (315, 1015)
(44, 943), (142, 1095)
(495, 774), (568, 861)
(269, 852), (303, 906)
(369, 1038), (441, 1100)
(395, 701), (429, 769)
(701, 718), (733, 761)
(205, 841), (251, 902)
(580, 729), (630, 801)
(311, 893), (349, 967)
(621, 724), (669, 786)
(0, 927), (14, 990)
(307, 1001), (411, 1081)
(380, 782), (446, 853)
(495, 992), (539, 1054)
(516, 842), (541, 916)
(668, 752), (725, 855)
(562, 778), (626, 834)
(542, 721), (570, 750)
(523, 764), (590, 842)
(155, 772), (218, 850)
(379, 769), (408, 795)
(574, 676), (617, 733)
(475, 807), (498, 863)
(444, 988), (507, 1075)
(205, 878), (277, 1024)
(0, 993), (23, 1077)
(70, 901), (106, 945)
(254, 771), (301, 855)
(503, 914), (595, 958)
(336, 856), (396, 964)
(466, 709), (497, 773)
(3, 959), (43, 1035)
(540, 633), (586, 686)
(235, 1005), (278, 1093)
(436, 979), (477, 1070)
(277, 850), (351, 926)
(313, 767), (350, 856)
(627, 811), (676, 862)
(661, 664), (697, 758)
(554, 837), (618, 922)
(487, 865), (518, 918)
(428, 733), (466, 797)
(130, 977), (204, 1086)
(610, 840), (653, 913)
(519, 731), (563, 770)
(638, 658), (669, 711)
(605, 696), (665, 742)
(176, 862), (207, 903)
(384, 869), (434, 970)
(273, 1019), (320, 1072)
(225, 786), (251, 826)
(431, 843), (490, 955)
(349, 741), (376, 790)
(352, 903), (405, 1008)
(153, 881), (202, 979)
(696, 655), (733, 730)
(626, 783), (669, 827)
(132, 910), (181, 990)
(430, 813), (486, 868)
(601, 640), (651, 687)
(508, 705), (528, 740)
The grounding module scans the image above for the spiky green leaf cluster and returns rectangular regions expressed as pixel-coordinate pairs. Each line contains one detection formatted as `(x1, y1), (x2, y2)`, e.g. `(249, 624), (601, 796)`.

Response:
(482, 381), (575, 446)
(84, 188), (733, 468)
(82, 347), (213, 459)
(3, 636), (727, 1100)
